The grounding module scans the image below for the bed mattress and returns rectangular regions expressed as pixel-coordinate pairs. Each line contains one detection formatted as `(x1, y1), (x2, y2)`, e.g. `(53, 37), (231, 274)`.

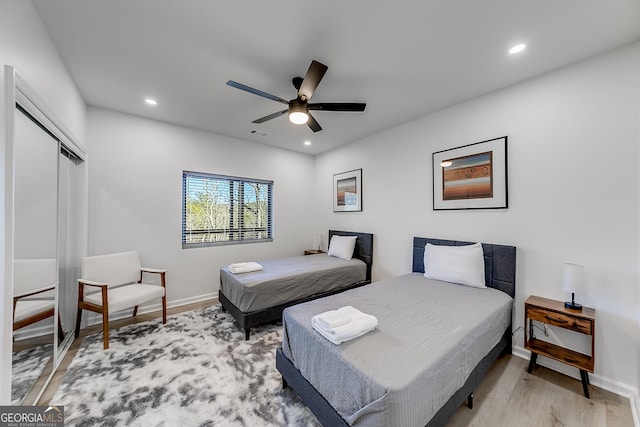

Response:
(281, 273), (513, 427)
(219, 254), (367, 312)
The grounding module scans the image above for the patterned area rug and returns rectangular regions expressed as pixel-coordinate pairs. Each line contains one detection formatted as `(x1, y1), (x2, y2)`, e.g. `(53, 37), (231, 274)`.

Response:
(12, 344), (53, 404)
(50, 306), (320, 426)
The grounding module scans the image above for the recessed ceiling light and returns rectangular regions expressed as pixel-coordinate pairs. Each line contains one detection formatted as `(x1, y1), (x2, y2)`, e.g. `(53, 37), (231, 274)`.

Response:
(145, 98), (158, 106)
(509, 44), (526, 55)
(304, 141), (312, 146)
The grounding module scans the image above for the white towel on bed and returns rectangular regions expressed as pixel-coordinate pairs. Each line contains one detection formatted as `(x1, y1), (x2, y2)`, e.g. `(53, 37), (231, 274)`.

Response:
(314, 306), (353, 328)
(312, 306), (378, 345)
(228, 262), (263, 274)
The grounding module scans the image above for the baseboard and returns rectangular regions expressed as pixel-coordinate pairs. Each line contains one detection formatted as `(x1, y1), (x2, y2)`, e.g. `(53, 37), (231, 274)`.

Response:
(13, 323), (54, 342)
(166, 292), (219, 310)
(513, 345), (640, 426)
(83, 292), (219, 328)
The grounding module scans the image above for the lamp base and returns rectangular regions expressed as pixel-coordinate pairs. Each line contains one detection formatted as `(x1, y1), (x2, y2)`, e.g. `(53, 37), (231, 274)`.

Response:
(564, 301), (583, 311)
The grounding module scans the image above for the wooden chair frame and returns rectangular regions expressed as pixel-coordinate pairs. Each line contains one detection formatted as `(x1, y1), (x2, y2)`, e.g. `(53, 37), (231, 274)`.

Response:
(75, 267), (166, 349)
(13, 286), (66, 341)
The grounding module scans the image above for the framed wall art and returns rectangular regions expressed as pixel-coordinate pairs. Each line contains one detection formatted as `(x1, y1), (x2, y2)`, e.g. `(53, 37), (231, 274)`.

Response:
(333, 168), (362, 212)
(432, 136), (508, 210)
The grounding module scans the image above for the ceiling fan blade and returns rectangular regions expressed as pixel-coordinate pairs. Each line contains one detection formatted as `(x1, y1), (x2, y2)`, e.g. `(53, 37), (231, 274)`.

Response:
(298, 60), (328, 101)
(226, 80), (289, 105)
(306, 113), (322, 132)
(308, 102), (366, 112)
(252, 109), (288, 123)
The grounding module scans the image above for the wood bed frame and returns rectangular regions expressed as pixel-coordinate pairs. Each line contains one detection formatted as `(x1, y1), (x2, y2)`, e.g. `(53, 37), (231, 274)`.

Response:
(275, 236), (516, 427)
(219, 230), (374, 340)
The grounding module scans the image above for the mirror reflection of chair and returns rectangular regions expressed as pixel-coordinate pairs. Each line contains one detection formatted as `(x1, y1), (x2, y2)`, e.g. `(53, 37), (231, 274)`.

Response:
(75, 251), (167, 349)
(13, 259), (64, 339)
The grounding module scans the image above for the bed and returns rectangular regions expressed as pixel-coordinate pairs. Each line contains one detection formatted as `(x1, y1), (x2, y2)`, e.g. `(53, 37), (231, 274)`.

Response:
(219, 230), (374, 339)
(276, 237), (516, 427)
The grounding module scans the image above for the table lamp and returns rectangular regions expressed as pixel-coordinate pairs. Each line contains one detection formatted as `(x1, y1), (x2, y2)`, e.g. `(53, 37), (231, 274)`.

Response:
(563, 263), (584, 311)
(312, 234), (322, 251)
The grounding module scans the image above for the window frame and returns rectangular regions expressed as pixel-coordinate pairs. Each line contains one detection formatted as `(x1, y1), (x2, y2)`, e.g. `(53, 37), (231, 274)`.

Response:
(182, 170), (273, 248)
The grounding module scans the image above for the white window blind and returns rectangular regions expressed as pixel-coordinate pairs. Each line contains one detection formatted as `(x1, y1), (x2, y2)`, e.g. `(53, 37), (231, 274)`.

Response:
(182, 171), (273, 247)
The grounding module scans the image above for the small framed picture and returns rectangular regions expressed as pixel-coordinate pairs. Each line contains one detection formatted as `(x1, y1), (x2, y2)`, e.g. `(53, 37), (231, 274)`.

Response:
(433, 136), (508, 210)
(333, 169), (362, 212)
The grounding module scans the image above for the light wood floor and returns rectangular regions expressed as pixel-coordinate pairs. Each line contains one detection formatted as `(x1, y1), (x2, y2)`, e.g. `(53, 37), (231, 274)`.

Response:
(24, 301), (633, 426)
(446, 354), (634, 427)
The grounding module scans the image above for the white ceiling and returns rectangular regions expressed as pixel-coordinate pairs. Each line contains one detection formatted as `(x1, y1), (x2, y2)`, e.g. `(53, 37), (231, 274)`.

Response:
(32, 0), (640, 155)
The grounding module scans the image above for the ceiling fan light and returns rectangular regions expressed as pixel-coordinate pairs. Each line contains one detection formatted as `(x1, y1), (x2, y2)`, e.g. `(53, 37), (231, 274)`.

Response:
(289, 111), (308, 124)
(289, 101), (309, 125)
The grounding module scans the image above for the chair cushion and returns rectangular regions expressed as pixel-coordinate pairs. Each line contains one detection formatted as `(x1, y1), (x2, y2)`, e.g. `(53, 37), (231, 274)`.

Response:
(84, 283), (165, 314)
(81, 251), (141, 288)
(14, 300), (55, 323)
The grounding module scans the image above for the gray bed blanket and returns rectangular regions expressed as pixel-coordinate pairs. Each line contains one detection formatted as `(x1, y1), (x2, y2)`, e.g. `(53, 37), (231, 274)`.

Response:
(281, 273), (513, 427)
(220, 254), (366, 312)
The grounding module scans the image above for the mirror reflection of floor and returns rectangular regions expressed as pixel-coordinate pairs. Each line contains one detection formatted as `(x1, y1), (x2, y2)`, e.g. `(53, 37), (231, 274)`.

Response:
(12, 343), (53, 405)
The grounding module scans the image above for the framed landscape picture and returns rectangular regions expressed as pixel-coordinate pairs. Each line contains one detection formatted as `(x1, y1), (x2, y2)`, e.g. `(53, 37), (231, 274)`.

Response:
(333, 169), (362, 212)
(432, 136), (508, 210)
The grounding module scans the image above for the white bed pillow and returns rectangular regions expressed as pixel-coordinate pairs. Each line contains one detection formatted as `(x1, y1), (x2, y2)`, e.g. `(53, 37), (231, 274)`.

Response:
(327, 235), (358, 260)
(423, 242), (486, 288)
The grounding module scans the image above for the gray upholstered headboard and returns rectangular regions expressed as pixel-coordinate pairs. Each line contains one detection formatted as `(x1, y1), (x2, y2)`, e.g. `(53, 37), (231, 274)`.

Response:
(412, 237), (516, 298)
(329, 230), (373, 282)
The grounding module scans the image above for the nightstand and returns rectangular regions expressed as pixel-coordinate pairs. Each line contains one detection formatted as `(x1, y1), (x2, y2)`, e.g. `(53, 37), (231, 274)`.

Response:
(303, 250), (326, 255)
(524, 295), (595, 398)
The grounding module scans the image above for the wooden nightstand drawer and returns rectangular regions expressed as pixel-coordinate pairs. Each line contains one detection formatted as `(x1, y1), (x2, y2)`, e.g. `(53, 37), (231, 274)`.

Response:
(526, 306), (593, 335)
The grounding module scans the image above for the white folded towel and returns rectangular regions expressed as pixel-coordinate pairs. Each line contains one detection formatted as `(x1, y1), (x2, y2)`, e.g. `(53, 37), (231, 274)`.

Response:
(315, 306), (353, 329)
(312, 306), (378, 345)
(228, 262), (263, 274)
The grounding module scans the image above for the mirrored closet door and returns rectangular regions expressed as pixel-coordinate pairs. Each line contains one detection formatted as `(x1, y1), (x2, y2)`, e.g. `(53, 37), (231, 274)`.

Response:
(11, 106), (59, 405)
(5, 66), (86, 405)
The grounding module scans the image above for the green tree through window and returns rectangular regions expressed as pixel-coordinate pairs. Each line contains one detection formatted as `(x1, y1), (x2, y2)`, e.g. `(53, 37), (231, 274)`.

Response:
(182, 171), (273, 247)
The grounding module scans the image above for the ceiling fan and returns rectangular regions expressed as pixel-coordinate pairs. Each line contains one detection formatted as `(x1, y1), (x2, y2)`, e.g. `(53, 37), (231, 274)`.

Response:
(226, 60), (366, 132)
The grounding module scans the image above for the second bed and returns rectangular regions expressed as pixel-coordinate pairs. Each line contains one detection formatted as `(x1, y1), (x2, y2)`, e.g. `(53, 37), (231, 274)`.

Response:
(219, 230), (373, 339)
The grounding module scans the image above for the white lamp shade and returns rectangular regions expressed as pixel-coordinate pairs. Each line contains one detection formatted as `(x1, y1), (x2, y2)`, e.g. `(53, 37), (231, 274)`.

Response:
(563, 263), (584, 293)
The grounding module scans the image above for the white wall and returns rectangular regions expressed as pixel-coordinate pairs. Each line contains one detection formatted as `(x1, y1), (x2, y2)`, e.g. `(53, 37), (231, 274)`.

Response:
(87, 107), (316, 305)
(0, 1), (85, 141)
(637, 72), (640, 414)
(0, 0), (86, 404)
(315, 42), (640, 398)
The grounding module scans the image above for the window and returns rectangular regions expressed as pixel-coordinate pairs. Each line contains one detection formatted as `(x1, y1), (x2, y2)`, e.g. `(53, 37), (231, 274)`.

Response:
(182, 171), (273, 247)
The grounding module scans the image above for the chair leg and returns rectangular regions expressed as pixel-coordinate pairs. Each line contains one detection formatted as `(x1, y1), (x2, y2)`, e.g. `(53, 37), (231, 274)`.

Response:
(58, 316), (65, 342)
(102, 312), (109, 350)
(133, 305), (139, 317)
(160, 271), (167, 324)
(74, 309), (82, 338)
